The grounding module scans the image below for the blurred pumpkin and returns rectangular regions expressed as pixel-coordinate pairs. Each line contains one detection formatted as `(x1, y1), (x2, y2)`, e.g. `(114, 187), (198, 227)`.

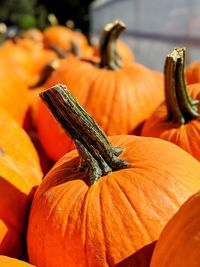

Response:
(0, 256), (35, 267)
(0, 107), (42, 257)
(0, 58), (29, 125)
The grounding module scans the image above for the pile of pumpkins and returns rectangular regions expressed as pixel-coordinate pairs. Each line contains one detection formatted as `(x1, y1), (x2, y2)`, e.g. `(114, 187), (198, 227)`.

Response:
(0, 19), (200, 267)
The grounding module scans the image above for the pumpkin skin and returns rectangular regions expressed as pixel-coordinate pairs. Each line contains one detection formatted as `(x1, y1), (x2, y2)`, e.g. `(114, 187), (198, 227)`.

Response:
(0, 41), (35, 85)
(43, 25), (88, 54)
(37, 54), (164, 161)
(0, 59), (29, 125)
(0, 108), (42, 257)
(150, 191), (200, 267)
(27, 135), (200, 267)
(141, 48), (200, 161)
(186, 61), (200, 84)
(142, 84), (200, 160)
(0, 256), (35, 267)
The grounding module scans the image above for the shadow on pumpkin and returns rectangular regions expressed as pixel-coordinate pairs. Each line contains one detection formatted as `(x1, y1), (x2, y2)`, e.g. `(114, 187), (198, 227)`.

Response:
(115, 241), (156, 267)
(0, 176), (37, 259)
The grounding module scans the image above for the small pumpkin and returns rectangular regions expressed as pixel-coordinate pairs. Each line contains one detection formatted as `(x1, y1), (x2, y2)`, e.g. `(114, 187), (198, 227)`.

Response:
(150, 191), (200, 267)
(0, 40), (35, 85)
(142, 48), (200, 161)
(37, 20), (164, 161)
(43, 25), (88, 55)
(0, 107), (42, 257)
(27, 84), (200, 267)
(0, 256), (35, 267)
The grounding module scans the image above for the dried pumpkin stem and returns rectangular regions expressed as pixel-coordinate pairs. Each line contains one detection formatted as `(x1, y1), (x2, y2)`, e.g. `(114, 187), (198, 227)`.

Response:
(30, 59), (60, 89)
(99, 20), (126, 70)
(40, 84), (129, 184)
(164, 48), (199, 125)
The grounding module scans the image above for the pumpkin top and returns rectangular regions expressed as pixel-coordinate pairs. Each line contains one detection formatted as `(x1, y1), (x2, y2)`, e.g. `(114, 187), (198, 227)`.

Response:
(164, 47), (199, 125)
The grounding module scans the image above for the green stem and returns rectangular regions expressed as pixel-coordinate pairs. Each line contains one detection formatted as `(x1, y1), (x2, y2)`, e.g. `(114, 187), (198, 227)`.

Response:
(164, 48), (199, 125)
(40, 84), (129, 184)
(99, 20), (126, 70)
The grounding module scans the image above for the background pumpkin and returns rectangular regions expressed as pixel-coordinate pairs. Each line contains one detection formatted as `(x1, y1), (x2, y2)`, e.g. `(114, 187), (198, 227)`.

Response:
(0, 107), (43, 257)
(28, 84), (200, 267)
(186, 60), (200, 84)
(36, 20), (164, 162)
(150, 191), (200, 267)
(0, 58), (29, 125)
(142, 48), (200, 161)
(0, 256), (35, 267)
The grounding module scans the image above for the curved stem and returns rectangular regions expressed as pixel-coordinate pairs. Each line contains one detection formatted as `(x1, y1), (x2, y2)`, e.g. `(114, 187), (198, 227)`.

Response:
(165, 48), (199, 125)
(99, 20), (126, 70)
(40, 84), (129, 184)
(30, 59), (60, 89)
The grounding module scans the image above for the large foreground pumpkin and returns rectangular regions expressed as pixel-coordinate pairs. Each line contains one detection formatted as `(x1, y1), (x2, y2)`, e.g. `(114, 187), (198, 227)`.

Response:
(150, 191), (200, 267)
(142, 48), (200, 161)
(37, 20), (164, 161)
(0, 108), (42, 257)
(28, 84), (200, 267)
(0, 256), (35, 267)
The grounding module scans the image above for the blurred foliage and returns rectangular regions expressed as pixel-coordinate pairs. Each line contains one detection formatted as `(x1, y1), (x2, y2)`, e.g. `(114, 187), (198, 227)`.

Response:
(0, 0), (48, 30)
(0, 0), (94, 35)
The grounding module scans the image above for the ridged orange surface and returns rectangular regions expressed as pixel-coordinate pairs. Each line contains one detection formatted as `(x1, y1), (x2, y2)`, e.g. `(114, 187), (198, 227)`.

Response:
(142, 84), (200, 161)
(27, 135), (200, 267)
(37, 57), (164, 161)
(150, 191), (200, 267)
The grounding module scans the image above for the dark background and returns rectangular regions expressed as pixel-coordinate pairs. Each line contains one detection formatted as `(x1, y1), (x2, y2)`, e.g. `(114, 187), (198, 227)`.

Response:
(0, 0), (94, 35)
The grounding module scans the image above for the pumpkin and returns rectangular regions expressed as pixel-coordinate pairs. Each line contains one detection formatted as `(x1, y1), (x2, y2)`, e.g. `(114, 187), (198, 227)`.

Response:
(43, 25), (88, 55)
(0, 107), (43, 257)
(186, 60), (200, 84)
(0, 256), (35, 267)
(141, 48), (200, 161)
(0, 40), (35, 85)
(27, 84), (200, 267)
(22, 28), (44, 43)
(150, 191), (200, 267)
(0, 58), (29, 125)
(37, 20), (164, 161)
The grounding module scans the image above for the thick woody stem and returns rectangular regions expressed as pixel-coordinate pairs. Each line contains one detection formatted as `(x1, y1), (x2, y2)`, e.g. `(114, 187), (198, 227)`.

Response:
(40, 84), (129, 184)
(99, 20), (126, 70)
(164, 48), (199, 125)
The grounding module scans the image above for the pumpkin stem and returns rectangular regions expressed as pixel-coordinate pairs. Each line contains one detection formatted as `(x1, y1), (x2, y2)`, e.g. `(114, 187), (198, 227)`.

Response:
(30, 59), (60, 89)
(48, 44), (66, 59)
(40, 84), (129, 184)
(164, 47), (199, 125)
(99, 20), (126, 70)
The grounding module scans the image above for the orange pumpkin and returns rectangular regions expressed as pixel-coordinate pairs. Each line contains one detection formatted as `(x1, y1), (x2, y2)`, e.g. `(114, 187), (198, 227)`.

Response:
(142, 48), (200, 161)
(0, 58), (29, 125)
(27, 84), (200, 267)
(150, 191), (200, 267)
(37, 21), (164, 161)
(0, 107), (42, 257)
(22, 28), (44, 43)
(0, 40), (35, 85)
(0, 256), (35, 267)
(43, 25), (88, 55)
(185, 60), (200, 84)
